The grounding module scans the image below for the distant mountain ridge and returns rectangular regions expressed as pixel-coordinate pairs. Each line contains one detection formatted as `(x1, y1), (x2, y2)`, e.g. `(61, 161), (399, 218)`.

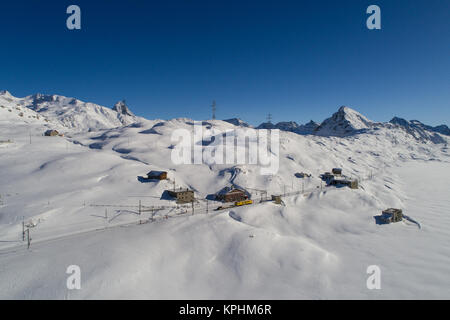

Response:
(1, 90), (448, 144)
(0, 91), (141, 131)
(251, 106), (448, 144)
(389, 117), (448, 144)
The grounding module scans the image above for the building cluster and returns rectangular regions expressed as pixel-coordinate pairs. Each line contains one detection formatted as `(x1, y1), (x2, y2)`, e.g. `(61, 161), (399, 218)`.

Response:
(320, 167), (358, 189)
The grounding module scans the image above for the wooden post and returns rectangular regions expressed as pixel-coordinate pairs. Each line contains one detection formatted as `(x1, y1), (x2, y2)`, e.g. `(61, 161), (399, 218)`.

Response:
(139, 200), (142, 215)
(22, 216), (25, 241)
(192, 201), (194, 215)
(206, 200), (209, 213)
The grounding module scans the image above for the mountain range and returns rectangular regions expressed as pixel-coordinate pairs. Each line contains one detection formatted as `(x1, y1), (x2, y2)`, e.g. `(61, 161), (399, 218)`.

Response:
(1, 90), (449, 144)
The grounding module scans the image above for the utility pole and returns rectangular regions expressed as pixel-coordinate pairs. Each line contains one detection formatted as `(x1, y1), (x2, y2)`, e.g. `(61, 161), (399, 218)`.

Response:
(267, 113), (272, 124)
(26, 228), (31, 249)
(211, 100), (216, 120)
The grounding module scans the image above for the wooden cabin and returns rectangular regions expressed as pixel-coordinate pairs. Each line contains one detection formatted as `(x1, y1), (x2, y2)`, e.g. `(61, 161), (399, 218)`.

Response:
(147, 170), (167, 180)
(44, 129), (59, 136)
(216, 187), (248, 203)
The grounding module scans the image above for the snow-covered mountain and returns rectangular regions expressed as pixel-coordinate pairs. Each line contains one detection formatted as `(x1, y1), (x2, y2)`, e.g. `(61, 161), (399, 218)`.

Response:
(112, 100), (135, 117)
(223, 118), (252, 127)
(0, 91), (142, 132)
(255, 106), (373, 136)
(1, 93), (450, 299)
(256, 120), (319, 135)
(313, 106), (374, 136)
(251, 106), (447, 144)
(389, 117), (447, 144)
(297, 120), (320, 134)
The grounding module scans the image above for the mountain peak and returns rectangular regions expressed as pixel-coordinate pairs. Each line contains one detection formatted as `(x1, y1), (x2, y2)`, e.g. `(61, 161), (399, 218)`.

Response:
(223, 118), (251, 127)
(0, 90), (13, 98)
(314, 106), (373, 136)
(112, 100), (134, 116)
(390, 116), (450, 139)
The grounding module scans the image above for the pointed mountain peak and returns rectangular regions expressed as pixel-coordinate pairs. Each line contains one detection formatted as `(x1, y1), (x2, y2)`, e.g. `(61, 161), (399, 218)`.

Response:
(112, 100), (134, 116)
(314, 106), (373, 136)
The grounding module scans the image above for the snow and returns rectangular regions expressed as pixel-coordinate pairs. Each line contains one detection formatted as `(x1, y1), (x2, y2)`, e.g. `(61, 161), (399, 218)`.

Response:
(314, 106), (375, 136)
(0, 92), (450, 299)
(0, 91), (146, 132)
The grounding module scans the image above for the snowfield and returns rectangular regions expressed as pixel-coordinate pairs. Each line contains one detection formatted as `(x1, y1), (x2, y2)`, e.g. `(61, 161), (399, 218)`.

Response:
(0, 91), (449, 299)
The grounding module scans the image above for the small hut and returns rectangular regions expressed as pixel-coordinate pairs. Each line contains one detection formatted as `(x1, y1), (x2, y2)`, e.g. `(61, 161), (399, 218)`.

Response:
(271, 195), (282, 204)
(147, 171), (167, 180)
(168, 188), (195, 204)
(44, 129), (59, 136)
(380, 208), (403, 223)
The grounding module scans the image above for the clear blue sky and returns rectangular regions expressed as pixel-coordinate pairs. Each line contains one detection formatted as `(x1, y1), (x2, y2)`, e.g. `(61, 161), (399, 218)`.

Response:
(1, 0), (449, 126)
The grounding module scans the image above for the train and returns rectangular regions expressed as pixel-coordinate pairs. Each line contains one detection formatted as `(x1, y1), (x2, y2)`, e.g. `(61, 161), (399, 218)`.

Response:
(234, 199), (253, 206)
(215, 199), (254, 211)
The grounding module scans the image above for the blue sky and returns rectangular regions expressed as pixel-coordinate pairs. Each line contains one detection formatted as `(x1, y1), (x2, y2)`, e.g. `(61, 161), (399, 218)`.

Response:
(0, 0), (449, 126)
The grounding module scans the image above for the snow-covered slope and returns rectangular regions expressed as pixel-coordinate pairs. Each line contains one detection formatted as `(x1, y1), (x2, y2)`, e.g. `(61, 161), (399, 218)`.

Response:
(0, 96), (449, 299)
(0, 91), (143, 132)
